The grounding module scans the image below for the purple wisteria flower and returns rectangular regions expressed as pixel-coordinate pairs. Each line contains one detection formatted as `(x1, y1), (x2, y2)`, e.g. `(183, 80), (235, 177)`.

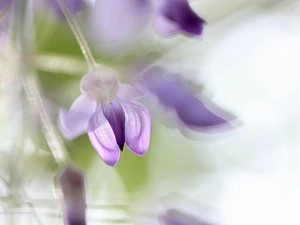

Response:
(59, 166), (86, 225)
(153, 0), (206, 36)
(140, 66), (234, 130)
(59, 68), (151, 166)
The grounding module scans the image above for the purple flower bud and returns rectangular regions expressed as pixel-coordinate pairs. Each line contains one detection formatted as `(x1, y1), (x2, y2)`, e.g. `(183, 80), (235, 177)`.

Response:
(153, 0), (206, 36)
(59, 68), (151, 166)
(141, 66), (234, 130)
(59, 166), (86, 225)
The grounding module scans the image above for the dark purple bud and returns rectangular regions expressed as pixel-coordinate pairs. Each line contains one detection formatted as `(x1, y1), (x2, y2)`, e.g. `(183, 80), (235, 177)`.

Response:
(102, 100), (126, 151)
(59, 166), (86, 225)
(154, 0), (206, 36)
(45, 0), (85, 19)
(142, 66), (234, 129)
(160, 209), (214, 225)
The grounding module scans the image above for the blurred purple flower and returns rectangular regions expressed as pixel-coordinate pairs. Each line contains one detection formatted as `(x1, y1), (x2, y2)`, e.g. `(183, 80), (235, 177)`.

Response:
(160, 209), (214, 225)
(45, 0), (85, 19)
(89, 0), (150, 50)
(153, 0), (206, 36)
(59, 68), (151, 166)
(59, 166), (86, 225)
(141, 66), (234, 130)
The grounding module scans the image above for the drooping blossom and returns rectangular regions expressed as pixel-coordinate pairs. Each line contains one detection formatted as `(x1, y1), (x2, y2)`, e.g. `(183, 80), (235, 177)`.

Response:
(153, 0), (206, 36)
(44, 0), (85, 19)
(59, 166), (86, 225)
(140, 66), (234, 130)
(59, 68), (151, 166)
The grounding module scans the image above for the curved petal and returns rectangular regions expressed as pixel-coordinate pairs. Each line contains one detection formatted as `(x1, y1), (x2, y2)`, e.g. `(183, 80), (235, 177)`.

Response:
(122, 101), (151, 155)
(59, 94), (97, 140)
(176, 96), (230, 128)
(153, 9), (180, 36)
(88, 110), (120, 166)
(102, 101), (126, 150)
(154, 0), (205, 36)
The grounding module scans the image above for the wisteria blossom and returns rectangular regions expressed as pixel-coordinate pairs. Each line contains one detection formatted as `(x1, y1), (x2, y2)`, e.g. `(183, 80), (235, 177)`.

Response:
(89, 0), (205, 49)
(140, 66), (234, 130)
(59, 68), (151, 166)
(153, 0), (206, 36)
(59, 166), (86, 225)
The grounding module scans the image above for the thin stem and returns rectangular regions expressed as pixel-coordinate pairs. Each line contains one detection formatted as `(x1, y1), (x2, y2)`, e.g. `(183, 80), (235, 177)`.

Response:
(13, 0), (70, 167)
(56, 0), (97, 71)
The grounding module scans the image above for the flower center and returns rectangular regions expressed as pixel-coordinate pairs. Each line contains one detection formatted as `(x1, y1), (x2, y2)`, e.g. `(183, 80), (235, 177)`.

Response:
(80, 68), (119, 102)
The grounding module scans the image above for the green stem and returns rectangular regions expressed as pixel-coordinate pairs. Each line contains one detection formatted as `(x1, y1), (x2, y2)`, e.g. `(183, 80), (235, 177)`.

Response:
(56, 0), (98, 71)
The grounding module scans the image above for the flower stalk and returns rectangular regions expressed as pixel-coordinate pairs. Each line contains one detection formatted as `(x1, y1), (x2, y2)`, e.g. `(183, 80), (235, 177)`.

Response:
(13, 0), (70, 166)
(56, 0), (97, 71)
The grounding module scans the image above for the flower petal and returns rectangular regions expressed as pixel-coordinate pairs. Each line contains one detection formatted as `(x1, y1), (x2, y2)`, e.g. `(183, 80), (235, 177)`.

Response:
(88, 110), (120, 166)
(102, 101), (126, 151)
(117, 83), (145, 101)
(122, 101), (151, 155)
(154, 0), (206, 36)
(59, 94), (97, 139)
(175, 95), (230, 128)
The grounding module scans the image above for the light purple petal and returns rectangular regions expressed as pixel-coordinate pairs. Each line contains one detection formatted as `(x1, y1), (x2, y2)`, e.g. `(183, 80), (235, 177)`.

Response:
(90, 0), (150, 49)
(122, 101), (151, 155)
(59, 94), (97, 139)
(117, 84), (145, 101)
(102, 101), (126, 151)
(153, 8), (180, 36)
(88, 110), (120, 166)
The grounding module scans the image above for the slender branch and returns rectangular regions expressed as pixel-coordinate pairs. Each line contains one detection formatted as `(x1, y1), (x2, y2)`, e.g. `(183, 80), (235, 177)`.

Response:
(56, 0), (97, 71)
(13, 0), (70, 167)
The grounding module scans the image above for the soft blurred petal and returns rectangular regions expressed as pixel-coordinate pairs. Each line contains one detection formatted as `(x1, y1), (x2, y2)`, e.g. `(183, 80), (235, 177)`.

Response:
(154, 0), (205, 36)
(59, 94), (97, 139)
(102, 100), (126, 150)
(122, 101), (151, 155)
(88, 109), (120, 166)
(59, 166), (86, 225)
(176, 95), (229, 128)
(45, 0), (85, 19)
(89, 0), (150, 51)
(117, 83), (145, 101)
(142, 66), (233, 129)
